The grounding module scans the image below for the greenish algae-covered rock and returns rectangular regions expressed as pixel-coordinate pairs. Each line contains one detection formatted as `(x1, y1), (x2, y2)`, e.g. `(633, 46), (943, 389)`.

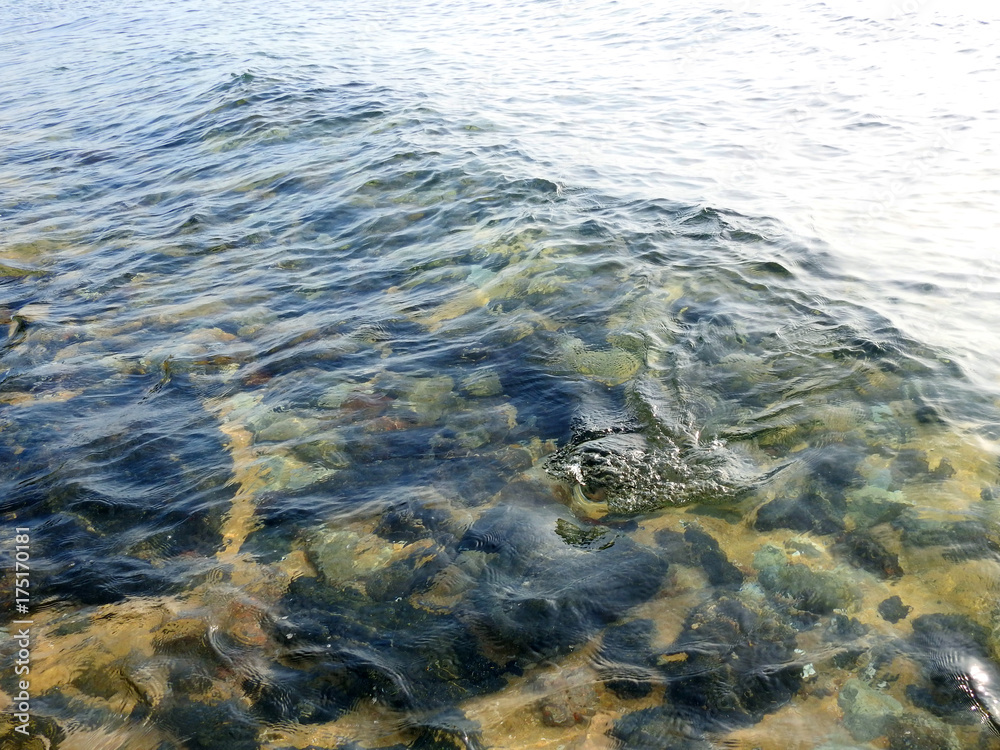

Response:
(846, 485), (910, 526)
(318, 383), (353, 409)
(554, 517), (613, 547)
(0, 713), (66, 750)
(0, 262), (48, 278)
(753, 544), (861, 615)
(558, 336), (641, 386)
(255, 453), (337, 492)
(291, 435), (350, 469)
(255, 416), (322, 442)
(306, 527), (397, 586)
(459, 369), (502, 397)
(837, 678), (904, 742)
(885, 712), (960, 750)
(395, 374), (458, 423)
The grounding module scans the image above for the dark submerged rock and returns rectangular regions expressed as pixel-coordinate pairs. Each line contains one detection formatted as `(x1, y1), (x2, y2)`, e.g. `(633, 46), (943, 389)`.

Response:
(930, 457), (956, 479)
(598, 619), (658, 699)
(682, 523), (744, 587)
(157, 697), (260, 750)
(660, 594), (802, 731)
(754, 489), (845, 536)
(544, 380), (759, 514)
(277, 579), (510, 717)
(825, 613), (869, 642)
(610, 707), (712, 750)
(835, 530), (903, 578)
(914, 403), (945, 425)
(463, 530), (668, 658)
(893, 514), (1000, 562)
(653, 524), (743, 586)
(375, 500), (454, 544)
(653, 528), (697, 565)
(905, 614), (1000, 733)
(885, 712), (961, 750)
(878, 596), (913, 624)
(404, 708), (486, 750)
(808, 444), (864, 490)
(364, 543), (452, 602)
(892, 449), (930, 481)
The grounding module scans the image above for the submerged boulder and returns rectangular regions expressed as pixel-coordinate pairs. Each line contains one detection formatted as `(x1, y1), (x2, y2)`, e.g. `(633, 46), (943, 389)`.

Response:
(458, 505), (669, 658)
(545, 380), (759, 515)
(659, 593), (802, 731)
(610, 706), (712, 750)
(905, 614), (1000, 733)
(837, 678), (904, 742)
(598, 619), (659, 699)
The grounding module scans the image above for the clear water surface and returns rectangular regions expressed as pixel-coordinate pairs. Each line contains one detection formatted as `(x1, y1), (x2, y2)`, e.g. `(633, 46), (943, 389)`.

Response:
(3, 1), (1000, 749)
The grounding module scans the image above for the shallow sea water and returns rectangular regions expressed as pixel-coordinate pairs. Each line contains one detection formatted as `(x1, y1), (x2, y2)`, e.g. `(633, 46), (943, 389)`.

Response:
(3, 1), (1000, 748)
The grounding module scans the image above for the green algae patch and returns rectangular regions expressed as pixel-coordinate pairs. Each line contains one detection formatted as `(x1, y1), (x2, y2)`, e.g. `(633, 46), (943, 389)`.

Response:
(559, 337), (642, 386)
(753, 544), (862, 614)
(0, 262), (48, 278)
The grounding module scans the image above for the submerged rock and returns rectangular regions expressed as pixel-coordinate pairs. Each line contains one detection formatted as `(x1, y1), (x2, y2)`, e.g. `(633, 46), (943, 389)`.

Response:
(597, 619), (658, 699)
(846, 485), (910, 527)
(554, 517), (615, 548)
(276, 581), (510, 717)
(460, 369), (503, 397)
(837, 678), (904, 742)
(157, 696), (260, 750)
(652, 523), (744, 587)
(527, 668), (598, 727)
(893, 513), (1000, 562)
(753, 544), (861, 615)
(878, 596), (913, 624)
(610, 707), (712, 750)
(659, 593), (802, 730)
(905, 614), (1000, 733)
(458, 505), (669, 658)
(681, 523), (744, 587)
(404, 708), (486, 750)
(558, 336), (642, 386)
(541, 376), (764, 515)
(834, 530), (903, 578)
(754, 489), (846, 536)
(255, 416), (321, 442)
(547, 428), (756, 515)
(0, 713), (66, 749)
(885, 712), (961, 750)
